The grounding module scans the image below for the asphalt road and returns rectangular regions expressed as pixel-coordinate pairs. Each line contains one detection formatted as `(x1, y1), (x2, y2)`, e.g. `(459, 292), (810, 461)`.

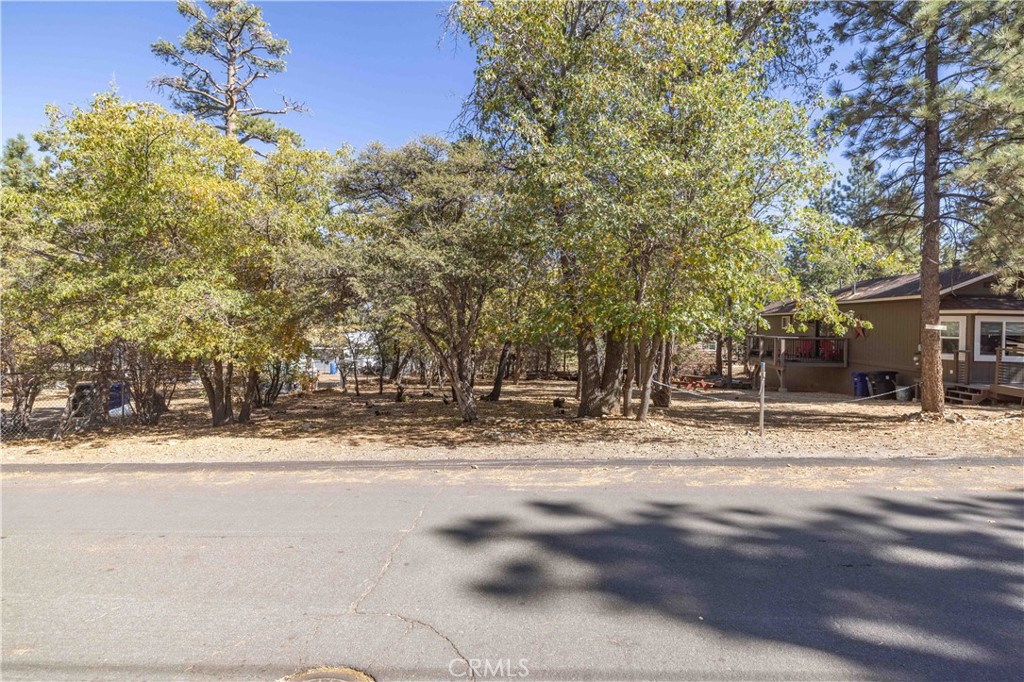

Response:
(2, 463), (1022, 682)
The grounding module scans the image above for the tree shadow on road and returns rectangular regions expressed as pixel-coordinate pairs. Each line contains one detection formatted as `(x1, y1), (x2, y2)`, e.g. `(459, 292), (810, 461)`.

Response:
(438, 492), (1024, 680)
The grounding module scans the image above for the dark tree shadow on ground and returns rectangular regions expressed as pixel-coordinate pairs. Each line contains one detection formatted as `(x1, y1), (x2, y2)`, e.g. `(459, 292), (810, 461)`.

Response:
(438, 492), (1024, 681)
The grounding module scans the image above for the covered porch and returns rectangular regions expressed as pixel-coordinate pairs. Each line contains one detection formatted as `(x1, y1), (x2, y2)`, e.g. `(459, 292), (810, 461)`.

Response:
(749, 335), (849, 393)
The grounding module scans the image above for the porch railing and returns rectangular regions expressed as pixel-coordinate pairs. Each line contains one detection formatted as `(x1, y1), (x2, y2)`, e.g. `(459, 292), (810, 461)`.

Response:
(949, 349), (969, 384)
(751, 336), (849, 368)
(994, 346), (1024, 387)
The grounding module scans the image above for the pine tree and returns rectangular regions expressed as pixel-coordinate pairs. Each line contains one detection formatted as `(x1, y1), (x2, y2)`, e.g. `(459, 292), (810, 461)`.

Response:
(831, 1), (1015, 414)
(961, 5), (1024, 295)
(151, 0), (303, 146)
(1, 135), (44, 191)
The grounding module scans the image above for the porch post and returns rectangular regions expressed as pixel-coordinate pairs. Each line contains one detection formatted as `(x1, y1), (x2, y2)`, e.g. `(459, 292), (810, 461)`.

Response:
(776, 366), (788, 393)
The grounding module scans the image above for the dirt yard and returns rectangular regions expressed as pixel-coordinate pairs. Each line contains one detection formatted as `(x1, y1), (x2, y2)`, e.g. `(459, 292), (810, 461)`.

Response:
(2, 380), (1021, 464)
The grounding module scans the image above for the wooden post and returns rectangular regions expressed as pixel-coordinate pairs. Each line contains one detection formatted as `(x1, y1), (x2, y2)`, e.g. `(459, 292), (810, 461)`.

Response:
(759, 361), (766, 438)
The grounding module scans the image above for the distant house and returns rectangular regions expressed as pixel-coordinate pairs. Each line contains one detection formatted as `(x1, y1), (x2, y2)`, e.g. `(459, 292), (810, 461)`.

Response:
(751, 269), (1024, 403)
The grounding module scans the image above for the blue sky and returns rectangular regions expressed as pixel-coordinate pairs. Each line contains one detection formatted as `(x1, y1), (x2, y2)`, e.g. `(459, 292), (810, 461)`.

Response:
(2, 1), (477, 151)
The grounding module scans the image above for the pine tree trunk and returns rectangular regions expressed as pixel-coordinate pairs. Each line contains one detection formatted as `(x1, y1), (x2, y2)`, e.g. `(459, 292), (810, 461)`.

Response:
(920, 29), (945, 415)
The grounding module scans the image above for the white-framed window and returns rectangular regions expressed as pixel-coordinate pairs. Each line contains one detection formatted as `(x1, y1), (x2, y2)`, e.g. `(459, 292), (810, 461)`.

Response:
(700, 339), (718, 352)
(939, 315), (966, 359)
(974, 316), (1024, 363)
(780, 315), (791, 331)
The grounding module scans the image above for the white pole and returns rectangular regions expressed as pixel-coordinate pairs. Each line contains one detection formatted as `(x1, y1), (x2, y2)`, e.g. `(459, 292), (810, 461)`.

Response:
(759, 361), (766, 437)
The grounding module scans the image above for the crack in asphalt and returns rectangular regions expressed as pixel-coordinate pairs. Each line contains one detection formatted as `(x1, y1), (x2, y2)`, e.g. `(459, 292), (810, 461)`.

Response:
(349, 490), (435, 612)
(303, 613), (329, 665)
(346, 484), (474, 679)
(376, 611), (474, 680)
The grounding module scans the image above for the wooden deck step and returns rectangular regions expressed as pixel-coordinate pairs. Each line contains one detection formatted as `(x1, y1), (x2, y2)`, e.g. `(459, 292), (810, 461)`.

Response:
(944, 384), (988, 405)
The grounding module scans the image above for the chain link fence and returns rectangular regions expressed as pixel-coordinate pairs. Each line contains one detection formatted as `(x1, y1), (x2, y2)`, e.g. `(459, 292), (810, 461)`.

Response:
(1, 371), (136, 442)
(0, 361), (197, 442)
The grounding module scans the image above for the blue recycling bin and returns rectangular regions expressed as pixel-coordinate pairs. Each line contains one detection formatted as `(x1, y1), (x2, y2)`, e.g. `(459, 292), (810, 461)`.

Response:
(328, 360), (337, 375)
(851, 372), (869, 397)
(108, 382), (131, 410)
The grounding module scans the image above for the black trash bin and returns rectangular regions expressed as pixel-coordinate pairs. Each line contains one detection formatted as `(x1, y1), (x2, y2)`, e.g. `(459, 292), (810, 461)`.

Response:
(867, 371), (898, 399)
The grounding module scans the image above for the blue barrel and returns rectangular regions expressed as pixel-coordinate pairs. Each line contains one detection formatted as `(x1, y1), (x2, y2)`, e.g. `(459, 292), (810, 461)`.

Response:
(852, 372), (869, 397)
(328, 360), (337, 375)
(107, 382), (131, 410)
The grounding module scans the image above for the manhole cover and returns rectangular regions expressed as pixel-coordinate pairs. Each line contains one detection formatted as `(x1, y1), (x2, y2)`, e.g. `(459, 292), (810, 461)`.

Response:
(278, 666), (375, 682)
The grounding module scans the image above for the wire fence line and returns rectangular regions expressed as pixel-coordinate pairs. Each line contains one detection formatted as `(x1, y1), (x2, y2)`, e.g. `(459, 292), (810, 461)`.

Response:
(652, 380), (921, 405)
(651, 380), (738, 403)
(0, 364), (201, 442)
(2, 370), (128, 442)
(652, 375), (928, 438)
(1, 358), (314, 442)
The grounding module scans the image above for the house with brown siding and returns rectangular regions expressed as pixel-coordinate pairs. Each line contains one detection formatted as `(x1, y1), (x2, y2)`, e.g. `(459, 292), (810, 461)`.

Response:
(751, 269), (1024, 403)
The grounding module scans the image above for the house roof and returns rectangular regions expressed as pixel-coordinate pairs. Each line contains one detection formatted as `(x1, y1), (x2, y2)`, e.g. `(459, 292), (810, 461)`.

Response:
(762, 268), (996, 315)
(941, 295), (1024, 312)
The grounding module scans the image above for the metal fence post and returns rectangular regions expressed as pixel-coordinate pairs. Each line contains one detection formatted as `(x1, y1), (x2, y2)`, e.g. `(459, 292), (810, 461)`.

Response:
(759, 361), (766, 437)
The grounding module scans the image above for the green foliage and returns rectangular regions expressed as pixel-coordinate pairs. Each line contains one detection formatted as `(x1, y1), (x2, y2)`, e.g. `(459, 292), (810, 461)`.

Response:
(6, 94), (339, 383)
(2, 134), (46, 191)
(1, 182), (57, 380)
(339, 136), (513, 420)
(960, 4), (1024, 294)
(785, 221), (900, 296)
(787, 157), (912, 294)
(1, 135), (53, 376)
(453, 0), (859, 347)
(32, 94), (247, 359)
(717, 0), (837, 99)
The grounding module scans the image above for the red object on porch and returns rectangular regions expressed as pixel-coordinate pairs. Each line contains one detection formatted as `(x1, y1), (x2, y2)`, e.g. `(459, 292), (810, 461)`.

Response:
(820, 340), (837, 361)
